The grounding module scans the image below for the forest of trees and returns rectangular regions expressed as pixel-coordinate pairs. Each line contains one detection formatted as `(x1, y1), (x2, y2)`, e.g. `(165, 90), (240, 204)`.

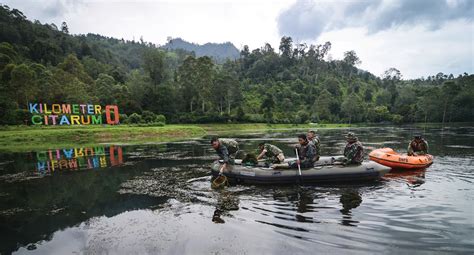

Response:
(0, 5), (473, 125)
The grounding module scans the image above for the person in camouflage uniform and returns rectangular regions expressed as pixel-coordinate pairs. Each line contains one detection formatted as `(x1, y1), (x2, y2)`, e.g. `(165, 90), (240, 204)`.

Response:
(211, 137), (239, 175)
(289, 134), (317, 169)
(257, 142), (285, 163)
(343, 132), (364, 165)
(407, 135), (429, 156)
(307, 130), (321, 161)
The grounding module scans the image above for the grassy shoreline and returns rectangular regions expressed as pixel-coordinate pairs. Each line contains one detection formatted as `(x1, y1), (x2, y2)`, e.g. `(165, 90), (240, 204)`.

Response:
(0, 125), (206, 152)
(0, 123), (357, 152)
(198, 123), (357, 133)
(1, 122), (469, 152)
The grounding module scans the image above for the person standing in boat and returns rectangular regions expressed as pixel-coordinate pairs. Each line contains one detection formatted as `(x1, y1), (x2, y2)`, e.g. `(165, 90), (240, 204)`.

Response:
(307, 130), (321, 162)
(342, 132), (364, 165)
(407, 135), (428, 156)
(211, 137), (239, 175)
(257, 142), (285, 164)
(289, 134), (317, 169)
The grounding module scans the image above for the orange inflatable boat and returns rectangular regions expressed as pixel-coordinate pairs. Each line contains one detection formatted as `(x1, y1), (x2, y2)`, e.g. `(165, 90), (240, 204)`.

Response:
(369, 148), (433, 170)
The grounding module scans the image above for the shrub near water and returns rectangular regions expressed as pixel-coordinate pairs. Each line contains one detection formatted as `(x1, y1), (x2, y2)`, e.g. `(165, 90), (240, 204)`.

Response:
(142, 111), (156, 123)
(125, 112), (166, 126)
(127, 113), (142, 124)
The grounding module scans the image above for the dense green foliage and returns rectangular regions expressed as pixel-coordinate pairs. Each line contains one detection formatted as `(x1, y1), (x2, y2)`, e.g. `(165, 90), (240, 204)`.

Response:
(0, 5), (472, 125)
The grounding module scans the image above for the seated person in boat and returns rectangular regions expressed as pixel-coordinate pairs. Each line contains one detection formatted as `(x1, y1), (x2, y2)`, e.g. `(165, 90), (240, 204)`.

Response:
(257, 142), (285, 164)
(289, 134), (317, 169)
(307, 130), (321, 161)
(211, 137), (239, 175)
(407, 135), (428, 156)
(342, 132), (364, 165)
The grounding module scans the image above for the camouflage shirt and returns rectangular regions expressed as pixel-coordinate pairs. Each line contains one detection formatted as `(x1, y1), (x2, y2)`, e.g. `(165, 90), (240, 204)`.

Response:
(308, 137), (321, 159)
(263, 143), (283, 158)
(344, 140), (364, 164)
(215, 145), (230, 163)
(297, 142), (317, 167)
(219, 139), (239, 154)
(215, 139), (239, 163)
(407, 139), (428, 155)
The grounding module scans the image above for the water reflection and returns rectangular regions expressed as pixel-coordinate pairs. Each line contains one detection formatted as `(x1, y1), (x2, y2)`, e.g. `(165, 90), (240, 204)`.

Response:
(35, 145), (124, 175)
(339, 189), (362, 226)
(0, 125), (473, 254)
(212, 191), (240, 224)
(0, 145), (168, 254)
(384, 169), (427, 187)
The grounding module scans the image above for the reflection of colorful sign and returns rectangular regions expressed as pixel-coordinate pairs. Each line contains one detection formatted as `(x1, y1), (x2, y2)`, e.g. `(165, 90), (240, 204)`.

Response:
(28, 103), (119, 125)
(35, 146), (123, 174)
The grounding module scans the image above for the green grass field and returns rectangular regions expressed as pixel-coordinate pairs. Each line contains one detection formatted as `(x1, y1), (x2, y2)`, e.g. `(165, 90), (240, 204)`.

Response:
(0, 125), (206, 152)
(0, 122), (365, 152)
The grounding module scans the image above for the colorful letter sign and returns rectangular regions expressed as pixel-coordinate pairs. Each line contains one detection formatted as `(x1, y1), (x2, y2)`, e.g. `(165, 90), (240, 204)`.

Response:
(28, 103), (120, 125)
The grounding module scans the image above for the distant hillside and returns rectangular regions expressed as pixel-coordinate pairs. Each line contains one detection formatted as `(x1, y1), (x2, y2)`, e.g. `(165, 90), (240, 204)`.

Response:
(1, 4), (472, 126)
(162, 38), (239, 63)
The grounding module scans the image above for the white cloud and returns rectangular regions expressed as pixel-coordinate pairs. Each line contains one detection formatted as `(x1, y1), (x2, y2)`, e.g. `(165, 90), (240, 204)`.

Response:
(278, 0), (473, 39)
(3, 0), (293, 49)
(276, 0), (473, 78)
(317, 19), (474, 79)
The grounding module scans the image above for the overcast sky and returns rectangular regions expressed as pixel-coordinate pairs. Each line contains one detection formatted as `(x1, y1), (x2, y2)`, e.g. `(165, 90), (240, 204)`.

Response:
(3, 0), (473, 79)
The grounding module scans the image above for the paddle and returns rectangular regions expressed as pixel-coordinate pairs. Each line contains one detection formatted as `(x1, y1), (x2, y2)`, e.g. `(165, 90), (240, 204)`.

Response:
(295, 148), (302, 177)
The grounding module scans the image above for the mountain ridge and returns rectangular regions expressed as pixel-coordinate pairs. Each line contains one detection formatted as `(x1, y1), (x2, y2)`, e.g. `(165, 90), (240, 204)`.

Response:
(162, 37), (239, 63)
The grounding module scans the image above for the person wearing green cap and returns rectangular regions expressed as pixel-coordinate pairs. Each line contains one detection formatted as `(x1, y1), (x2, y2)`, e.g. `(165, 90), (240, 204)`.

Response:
(407, 135), (428, 156)
(342, 132), (364, 165)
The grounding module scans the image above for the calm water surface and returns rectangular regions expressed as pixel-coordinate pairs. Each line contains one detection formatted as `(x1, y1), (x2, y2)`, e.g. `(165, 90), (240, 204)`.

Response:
(0, 126), (473, 254)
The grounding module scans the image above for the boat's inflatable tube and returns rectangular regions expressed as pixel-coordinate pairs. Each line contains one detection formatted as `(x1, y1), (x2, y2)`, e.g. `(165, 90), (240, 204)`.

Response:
(369, 148), (433, 170)
(210, 156), (390, 184)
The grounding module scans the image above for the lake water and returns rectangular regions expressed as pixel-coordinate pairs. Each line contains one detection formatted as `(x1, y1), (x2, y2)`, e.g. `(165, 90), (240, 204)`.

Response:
(0, 126), (473, 254)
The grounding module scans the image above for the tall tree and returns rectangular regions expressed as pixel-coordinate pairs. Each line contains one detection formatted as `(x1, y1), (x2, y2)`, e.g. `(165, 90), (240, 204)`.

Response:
(10, 64), (36, 107)
(143, 48), (166, 86)
(178, 56), (198, 112)
(343, 50), (361, 66)
(341, 93), (366, 124)
(261, 93), (275, 123)
(312, 89), (332, 121)
(279, 36), (293, 59)
(195, 56), (214, 112)
(61, 21), (69, 34)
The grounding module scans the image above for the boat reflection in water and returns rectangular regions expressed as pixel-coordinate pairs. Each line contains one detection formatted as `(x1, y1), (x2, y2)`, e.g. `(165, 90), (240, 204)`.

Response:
(35, 145), (124, 175)
(384, 169), (426, 187)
